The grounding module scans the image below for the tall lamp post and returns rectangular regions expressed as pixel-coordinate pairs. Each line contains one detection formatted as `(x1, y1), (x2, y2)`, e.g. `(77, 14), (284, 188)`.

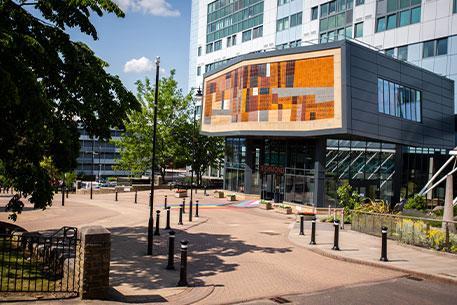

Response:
(147, 56), (161, 255)
(189, 87), (203, 222)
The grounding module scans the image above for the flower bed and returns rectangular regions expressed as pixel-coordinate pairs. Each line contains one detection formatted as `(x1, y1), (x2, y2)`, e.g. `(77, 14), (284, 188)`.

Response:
(274, 204), (293, 214)
(213, 190), (224, 198)
(227, 194), (236, 201)
(259, 200), (273, 210)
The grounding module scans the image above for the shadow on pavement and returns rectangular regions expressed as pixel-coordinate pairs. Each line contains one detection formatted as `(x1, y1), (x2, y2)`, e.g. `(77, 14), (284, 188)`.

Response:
(108, 225), (292, 293)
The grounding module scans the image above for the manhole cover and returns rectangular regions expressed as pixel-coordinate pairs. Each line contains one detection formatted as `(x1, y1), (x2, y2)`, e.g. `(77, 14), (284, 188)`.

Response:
(270, 296), (291, 304)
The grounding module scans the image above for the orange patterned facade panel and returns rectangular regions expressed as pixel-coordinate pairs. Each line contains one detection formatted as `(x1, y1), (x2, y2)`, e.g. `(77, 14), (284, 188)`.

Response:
(203, 54), (336, 126)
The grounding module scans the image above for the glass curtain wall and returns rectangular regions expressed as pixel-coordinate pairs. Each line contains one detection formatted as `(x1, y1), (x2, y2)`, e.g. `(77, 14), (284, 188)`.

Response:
(224, 138), (246, 192)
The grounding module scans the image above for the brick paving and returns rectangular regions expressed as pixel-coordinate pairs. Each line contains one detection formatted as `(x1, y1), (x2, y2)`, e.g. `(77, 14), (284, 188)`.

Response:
(0, 191), (404, 304)
(288, 220), (457, 285)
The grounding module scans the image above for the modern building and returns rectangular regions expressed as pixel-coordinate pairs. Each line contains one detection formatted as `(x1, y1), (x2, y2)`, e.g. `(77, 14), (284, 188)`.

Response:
(200, 40), (454, 207)
(188, 0), (457, 112)
(76, 128), (130, 179)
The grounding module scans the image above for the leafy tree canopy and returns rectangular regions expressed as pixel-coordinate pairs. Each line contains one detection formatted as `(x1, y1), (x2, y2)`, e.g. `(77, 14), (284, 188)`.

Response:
(0, 0), (139, 219)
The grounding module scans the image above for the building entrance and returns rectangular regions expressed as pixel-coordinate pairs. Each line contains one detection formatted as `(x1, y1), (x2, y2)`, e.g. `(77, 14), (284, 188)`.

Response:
(261, 170), (285, 203)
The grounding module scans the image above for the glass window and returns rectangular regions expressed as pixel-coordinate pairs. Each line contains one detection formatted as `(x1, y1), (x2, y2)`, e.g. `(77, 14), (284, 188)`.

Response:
(329, 1), (336, 14)
(454, 0), (457, 13)
(404, 88), (411, 120)
(253, 26), (263, 39)
(395, 84), (401, 116)
(376, 17), (386, 32)
(214, 39), (222, 51)
(398, 46), (408, 60)
(242, 29), (252, 42)
(321, 3), (329, 17)
(320, 32), (329, 43)
(378, 79), (384, 113)
(328, 30), (336, 42)
(336, 13), (345, 27)
(400, 0), (410, 9)
(328, 15), (336, 29)
(423, 40), (435, 58)
(411, 7), (421, 24)
(198, 46), (202, 56)
(345, 26), (352, 38)
(410, 89), (416, 122)
(337, 28), (345, 40)
(197, 66), (201, 76)
(399, 86), (406, 118)
(399, 10), (411, 27)
(415, 91), (421, 122)
(206, 43), (213, 53)
(436, 38), (448, 56)
(311, 6), (318, 20)
(386, 14), (396, 30)
(383, 80), (390, 115)
(385, 48), (395, 57)
(387, 0), (397, 12)
(320, 18), (329, 31)
(389, 82), (396, 115)
(290, 12), (303, 27)
(354, 22), (363, 38)
(411, 0), (421, 5)
(355, 0), (364, 5)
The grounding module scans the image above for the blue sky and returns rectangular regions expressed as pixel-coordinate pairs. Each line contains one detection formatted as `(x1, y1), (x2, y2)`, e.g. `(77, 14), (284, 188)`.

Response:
(70, 0), (191, 92)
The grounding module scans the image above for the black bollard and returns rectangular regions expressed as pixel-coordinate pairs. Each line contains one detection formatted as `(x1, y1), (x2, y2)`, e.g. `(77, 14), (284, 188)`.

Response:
(115, 191), (118, 202)
(164, 195), (168, 209)
(332, 219), (340, 251)
(299, 215), (304, 235)
(177, 240), (189, 287)
(165, 207), (171, 230)
(90, 183), (93, 200)
(195, 200), (199, 217)
(380, 226), (388, 261)
(182, 198), (186, 214)
(166, 231), (176, 270)
(154, 210), (161, 236)
(61, 184), (65, 207)
(178, 205), (183, 225)
(204, 186), (207, 196)
(310, 216), (317, 245)
(134, 190), (138, 204)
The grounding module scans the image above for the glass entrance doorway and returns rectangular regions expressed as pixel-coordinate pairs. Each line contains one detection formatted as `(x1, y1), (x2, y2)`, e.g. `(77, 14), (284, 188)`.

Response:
(261, 173), (284, 203)
(352, 180), (379, 199)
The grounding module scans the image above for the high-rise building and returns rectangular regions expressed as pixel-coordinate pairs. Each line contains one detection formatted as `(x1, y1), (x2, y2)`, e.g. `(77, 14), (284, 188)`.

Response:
(189, 0), (457, 111)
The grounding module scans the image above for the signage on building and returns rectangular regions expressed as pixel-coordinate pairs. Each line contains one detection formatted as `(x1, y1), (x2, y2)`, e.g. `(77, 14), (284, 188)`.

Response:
(260, 164), (285, 175)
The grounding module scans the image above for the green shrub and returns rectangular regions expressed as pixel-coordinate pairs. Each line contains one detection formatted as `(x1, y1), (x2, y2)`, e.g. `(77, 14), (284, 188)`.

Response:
(404, 194), (427, 211)
(337, 183), (361, 213)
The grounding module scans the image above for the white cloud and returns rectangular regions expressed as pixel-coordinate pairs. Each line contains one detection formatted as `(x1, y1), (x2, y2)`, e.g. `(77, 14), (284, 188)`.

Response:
(124, 57), (154, 73)
(115, 0), (180, 17)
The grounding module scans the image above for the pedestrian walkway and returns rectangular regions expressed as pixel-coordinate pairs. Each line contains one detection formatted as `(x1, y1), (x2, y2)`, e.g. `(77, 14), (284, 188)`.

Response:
(288, 220), (457, 284)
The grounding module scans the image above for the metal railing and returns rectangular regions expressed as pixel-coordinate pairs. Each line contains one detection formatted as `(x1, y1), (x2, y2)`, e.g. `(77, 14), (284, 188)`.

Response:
(0, 227), (79, 294)
(352, 211), (457, 253)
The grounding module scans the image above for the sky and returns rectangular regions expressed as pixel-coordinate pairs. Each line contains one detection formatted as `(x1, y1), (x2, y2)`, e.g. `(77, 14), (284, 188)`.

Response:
(69, 0), (192, 93)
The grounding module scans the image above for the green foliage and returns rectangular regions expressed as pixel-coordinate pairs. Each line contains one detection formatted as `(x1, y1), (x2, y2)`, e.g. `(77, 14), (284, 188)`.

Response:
(0, 0), (139, 219)
(355, 198), (391, 214)
(114, 75), (224, 185)
(337, 183), (361, 213)
(404, 194), (427, 211)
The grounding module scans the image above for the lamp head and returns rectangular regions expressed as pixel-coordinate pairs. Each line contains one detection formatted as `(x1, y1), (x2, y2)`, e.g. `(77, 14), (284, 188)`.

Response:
(195, 87), (203, 98)
(155, 56), (160, 65)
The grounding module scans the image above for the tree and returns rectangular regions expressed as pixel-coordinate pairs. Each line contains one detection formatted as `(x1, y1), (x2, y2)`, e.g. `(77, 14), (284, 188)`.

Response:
(113, 71), (192, 181)
(0, 0), (139, 219)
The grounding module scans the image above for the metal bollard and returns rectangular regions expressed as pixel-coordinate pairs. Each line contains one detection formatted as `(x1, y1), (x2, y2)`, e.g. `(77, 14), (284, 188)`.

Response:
(61, 184), (65, 207)
(177, 240), (189, 287)
(178, 205), (183, 225)
(332, 219), (340, 251)
(299, 215), (304, 235)
(195, 200), (199, 217)
(166, 231), (175, 270)
(380, 226), (388, 261)
(115, 191), (118, 202)
(134, 190), (138, 204)
(310, 216), (317, 245)
(90, 183), (93, 200)
(204, 186), (207, 196)
(154, 210), (161, 236)
(164, 195), (168, 209)
(165, 207), (171, 230)
(182, 198), (186, 214)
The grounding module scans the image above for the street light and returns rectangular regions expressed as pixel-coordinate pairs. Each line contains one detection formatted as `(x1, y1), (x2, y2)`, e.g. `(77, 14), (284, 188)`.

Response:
(189, 87), (203, 222)
(147, 56), (160, 256)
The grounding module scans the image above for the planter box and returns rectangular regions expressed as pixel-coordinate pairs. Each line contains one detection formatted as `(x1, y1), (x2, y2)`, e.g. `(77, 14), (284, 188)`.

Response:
(227, 195), (237, 201)
(214, 191), (225, 198)
(175, 191), (188, 198)
(259, 203), (273, 210)
(276, 207), (293, 215)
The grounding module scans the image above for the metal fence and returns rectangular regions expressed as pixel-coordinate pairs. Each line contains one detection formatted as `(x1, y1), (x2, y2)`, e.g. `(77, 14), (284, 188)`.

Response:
(352, 211), (457, 253)
(0, 227), (79, 294)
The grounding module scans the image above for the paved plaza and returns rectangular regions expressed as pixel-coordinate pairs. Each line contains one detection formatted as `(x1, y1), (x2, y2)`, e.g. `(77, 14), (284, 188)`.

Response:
(1, 190), (457, 304)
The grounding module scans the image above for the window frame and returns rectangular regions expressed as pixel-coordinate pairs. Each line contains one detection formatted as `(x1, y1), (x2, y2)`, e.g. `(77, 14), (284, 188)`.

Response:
(354, 22), (363, 38)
